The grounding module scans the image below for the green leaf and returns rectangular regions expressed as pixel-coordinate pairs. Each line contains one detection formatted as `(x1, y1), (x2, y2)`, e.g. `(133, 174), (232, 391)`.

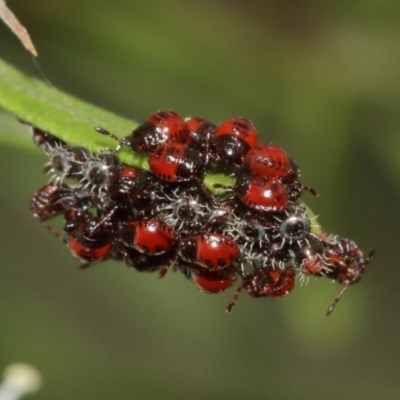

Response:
(0, 57), (149, 170)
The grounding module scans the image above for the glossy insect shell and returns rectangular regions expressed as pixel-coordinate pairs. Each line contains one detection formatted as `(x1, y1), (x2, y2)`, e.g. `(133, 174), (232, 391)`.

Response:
(69, 235), (112, 263)
(66, 213), (113, 263)
(226, 267), (295, 312)
(131, 110), (188, 153)
(324, 238), (367, 286)
(192, 267), (237, 293)
(245, 268), (295, 298)
(107, 165), (142, 204)
(122, 246), (175, 272)
(296, 235), (326, 274)
(302, 252), (325, 274)
(30, 184), (75, 220)
(118, 218), (176, 255)
(212, 118), (259, 167)
(244, 144), (299, 183)
(148, 142), (204, 182)
(235, 175), (288, 212)
(186, 117), (216, 147)
(213, 118), (258, 148)
(179, 233), (240, 270)
(213, 135), (250, 168)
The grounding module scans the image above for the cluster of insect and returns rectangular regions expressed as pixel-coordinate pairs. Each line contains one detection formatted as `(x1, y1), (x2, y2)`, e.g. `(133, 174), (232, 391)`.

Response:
(29, 111), (374, 315)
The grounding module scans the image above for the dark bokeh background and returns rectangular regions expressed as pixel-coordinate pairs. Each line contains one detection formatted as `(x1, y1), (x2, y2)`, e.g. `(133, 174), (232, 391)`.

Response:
(1, 1), (399, 399)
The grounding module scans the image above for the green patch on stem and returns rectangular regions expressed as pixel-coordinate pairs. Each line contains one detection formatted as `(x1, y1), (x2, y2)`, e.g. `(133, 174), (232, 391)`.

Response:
(203, 173), (236, 196)
(304, 203), (322, 236)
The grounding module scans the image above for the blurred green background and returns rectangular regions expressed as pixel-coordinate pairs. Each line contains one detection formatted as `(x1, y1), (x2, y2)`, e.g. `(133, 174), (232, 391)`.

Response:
(1, 1), (399, 399)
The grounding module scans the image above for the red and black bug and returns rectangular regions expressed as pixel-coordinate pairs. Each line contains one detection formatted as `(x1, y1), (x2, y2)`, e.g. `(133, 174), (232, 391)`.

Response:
(323, 238), (374, 316)
(118, 217), (176, 256)
(131, 110), (188, 153)
(226, 268), (295, 312)
(179, 232), (240, 270)
(121, 246), (175, 273)
(95, 111), (188, 154)
(30, 184), (80, 221)
(28, 112), (373, 318)
(188, 265), (237, 294)
(295, 235), (327, 275)
(106, 165), (143, 205)
(30, 184), (94, 243)
(234, 174), (288, 213)
(148, 142), (205, 182)
(186, 117), (216, 147)
(64, 209), (114, 264)
(244, 144), (299, 183)
(211, 118), (258, 168)
(185, 117), (216, 166)
(213, 118), (258, 149)
(100, 164), (163, 215)
(80, 166), (153, 244)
